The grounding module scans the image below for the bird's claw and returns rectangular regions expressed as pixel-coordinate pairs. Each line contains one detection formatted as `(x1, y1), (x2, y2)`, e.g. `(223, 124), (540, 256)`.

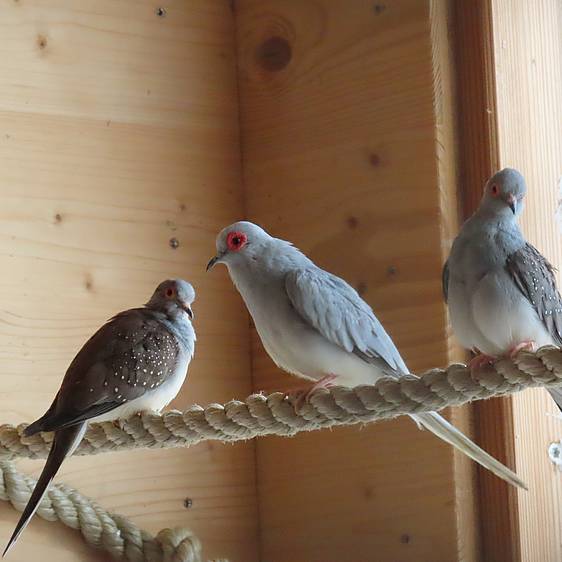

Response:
(286, 374), (338, 411)
(112, 418), (127, 431)
(508, 340), (536, 357)
(469, 353), (496, 380)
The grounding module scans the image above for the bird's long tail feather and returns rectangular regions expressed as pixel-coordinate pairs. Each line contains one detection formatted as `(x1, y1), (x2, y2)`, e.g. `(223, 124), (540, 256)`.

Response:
(3, 423), (87, 557)
(411, 412), (527, 489)
(547, 388), (562, 412)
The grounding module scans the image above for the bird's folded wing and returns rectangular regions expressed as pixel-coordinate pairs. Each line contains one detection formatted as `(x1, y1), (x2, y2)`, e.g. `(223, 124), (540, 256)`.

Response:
(506, 243), (562, 346)
(284, 267), (408, 375)
(29, 309), (181, 433)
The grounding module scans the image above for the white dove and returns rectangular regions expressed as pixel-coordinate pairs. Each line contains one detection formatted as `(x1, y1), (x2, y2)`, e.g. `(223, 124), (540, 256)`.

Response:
(208, 221), (526, 488)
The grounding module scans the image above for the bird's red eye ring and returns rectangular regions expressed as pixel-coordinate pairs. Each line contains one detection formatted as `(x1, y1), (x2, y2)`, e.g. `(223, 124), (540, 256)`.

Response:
(491, 183), (499, 197)
(227, 231), (248, 252)
(165, 287), (175, 298)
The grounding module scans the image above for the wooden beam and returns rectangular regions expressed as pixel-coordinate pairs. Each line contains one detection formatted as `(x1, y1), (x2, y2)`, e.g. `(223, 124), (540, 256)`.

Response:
(452, 2), (520, 561)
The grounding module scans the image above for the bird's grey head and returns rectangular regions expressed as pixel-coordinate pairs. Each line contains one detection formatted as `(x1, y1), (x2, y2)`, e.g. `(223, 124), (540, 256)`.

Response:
(479, 168), (527, 218)
(207, 221), (272, 272)
(146, 279), (195, 320)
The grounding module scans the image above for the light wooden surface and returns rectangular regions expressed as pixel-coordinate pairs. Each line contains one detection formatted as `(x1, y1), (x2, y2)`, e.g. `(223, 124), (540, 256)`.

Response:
(490, 1), (562, 561)
(0, 1), (259, 561)
(236, 1), (478, 560)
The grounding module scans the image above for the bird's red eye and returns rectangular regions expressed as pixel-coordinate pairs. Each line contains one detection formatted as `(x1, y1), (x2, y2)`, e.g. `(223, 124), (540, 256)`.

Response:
(227, 231), (248, 252)
(165, 287), (174, 298)
(491, 184), (499, 197)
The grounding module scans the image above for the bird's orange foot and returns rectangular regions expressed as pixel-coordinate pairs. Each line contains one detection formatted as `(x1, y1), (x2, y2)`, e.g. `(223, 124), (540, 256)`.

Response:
(508, 340), (536, 357)
(287, 374), (338, 411)
(469, 353), (496, 377)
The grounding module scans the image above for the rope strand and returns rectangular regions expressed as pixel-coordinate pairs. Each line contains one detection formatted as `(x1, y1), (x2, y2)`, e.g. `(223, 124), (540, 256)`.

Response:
(0, 462), (215, 562)
(2, 346), (561, 462)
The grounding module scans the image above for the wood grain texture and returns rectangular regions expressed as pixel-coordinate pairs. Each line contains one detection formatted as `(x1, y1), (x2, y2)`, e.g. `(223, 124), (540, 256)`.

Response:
(0, 1), (259, 561)
(430, 2), (480, 561)
(491, 1), (562, 561)
(453, 0), (500, 215)
(236, 1), (478, 560)
(452, 2), (521, 561)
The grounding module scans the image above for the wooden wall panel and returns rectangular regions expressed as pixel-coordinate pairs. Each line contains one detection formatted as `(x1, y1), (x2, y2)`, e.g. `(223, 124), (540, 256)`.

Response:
(235, 1), (477, 561)
(491, 1), (562, 561)
(0, 2), (259, 561)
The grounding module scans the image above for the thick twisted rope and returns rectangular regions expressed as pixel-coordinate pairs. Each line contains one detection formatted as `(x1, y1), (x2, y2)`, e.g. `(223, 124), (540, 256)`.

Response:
(3, 346), (562, 561)
(2, 346), (562, 461)
(0, 462), (226, 562)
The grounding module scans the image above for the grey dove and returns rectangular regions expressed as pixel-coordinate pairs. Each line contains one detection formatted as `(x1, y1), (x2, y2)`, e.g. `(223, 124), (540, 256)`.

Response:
(4, 279), (196, 556)
(444, 167), (562, 410)
(207, 221), (526, 488)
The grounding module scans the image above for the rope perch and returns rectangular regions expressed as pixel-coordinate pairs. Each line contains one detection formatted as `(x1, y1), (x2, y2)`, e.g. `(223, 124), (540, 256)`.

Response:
(0, 462), (222, 562)
(3, 346), (562, 461)
(3, 346), (562, 561)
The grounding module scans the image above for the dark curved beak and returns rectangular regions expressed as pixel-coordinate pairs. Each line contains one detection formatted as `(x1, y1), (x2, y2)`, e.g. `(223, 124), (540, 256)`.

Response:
(506, 193), (517, 214)
(206, 253), (223, 271)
